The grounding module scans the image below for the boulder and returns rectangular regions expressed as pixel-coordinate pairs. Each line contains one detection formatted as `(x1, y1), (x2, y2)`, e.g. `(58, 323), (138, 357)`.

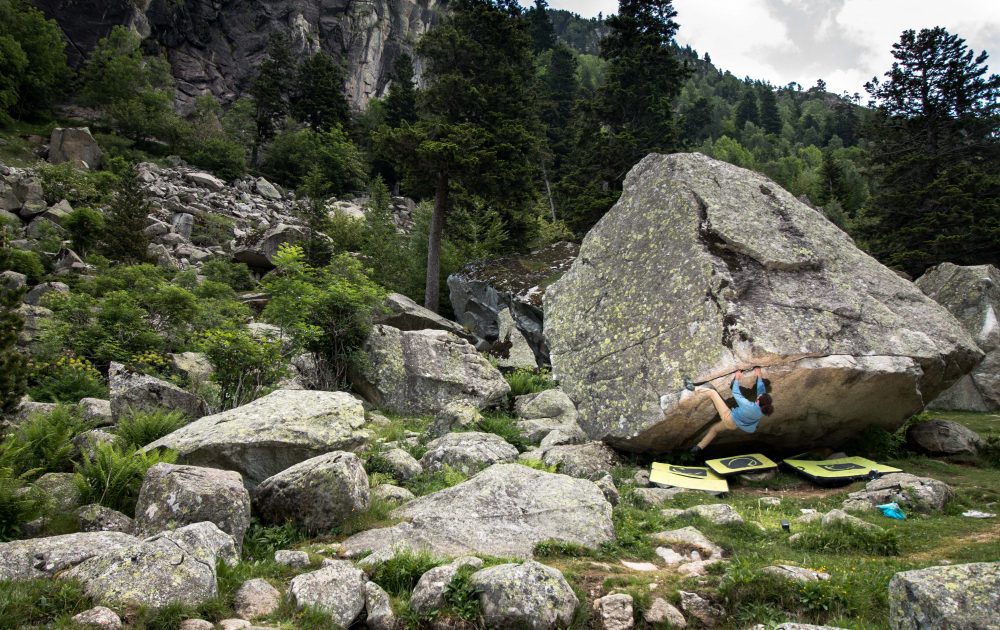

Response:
(378, 447), (423, 481)
(255, 177), (282, 201)
(73, 429), (116, 460)
(678, 591), (723, 628)
(515, 388), (578, 427)
(16, 304), (51, 346)
(593, 593), (634, 630)
(364, 581), (397, 630)
(471, 561), (578, 630)
(410, 556), (484, 614)
(652, 527), (724, 559)
(419, 431), (519, 475)
(493, 308), (539, 369)
(23, 281), (69, 306)
(448, 241), (579, 365)
(33, 472), (83, 512)
(342, 463), (614, 559)
(252, 451), (369, 532)
(1, 270), (26, 293)
(234, 578), (282, 620)
(429, 401), (483, 437)
(48, 127), (103, 169)
(233, 223), (305, 270)
(63, 523), (236, 610)
(42, 199), (73, 225)
(377, 292), (476, 342)
(144, 389), (369, 487)
(821, 509), (881, 531)
(843, 473), (952, 512)
(906, 419), (983, 455)
(288, 560), (367, 627)
(372, 483), (415, 504)
(0, 531), (137, 580)
(169, 352), (215, 383)
(762, 565), (830, 582)
(544, 153), (982, 452)
(71, 606), (122, 629)
(134, 463), (251, 548)
(633, 486), (687, 507)
(537, 442), (621, 480)
(354, 325), (509, 415)
(274, 550), (310, 568)
(916, 263), (1000, 411)
(595, 474), (620, 506)
(76, 504), (134, 534)
(644, 598), (686, 627)
(108, 362), (207, 421)
(78, 398), (113, 426)
(185, 171), (225, 190)
(888, 562), (999, 629)
(683, 503), (744, 526)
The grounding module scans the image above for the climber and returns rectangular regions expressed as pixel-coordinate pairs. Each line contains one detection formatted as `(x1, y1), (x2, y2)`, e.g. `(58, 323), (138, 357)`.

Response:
(686, 367), (773, 456)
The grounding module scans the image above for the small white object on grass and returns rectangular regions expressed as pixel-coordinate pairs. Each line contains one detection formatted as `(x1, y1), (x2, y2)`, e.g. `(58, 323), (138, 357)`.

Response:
(962, 510), (996, 518)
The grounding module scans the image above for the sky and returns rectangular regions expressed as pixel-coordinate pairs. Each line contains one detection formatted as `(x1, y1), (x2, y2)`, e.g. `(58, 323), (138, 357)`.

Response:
(524, 1), (1000, 97)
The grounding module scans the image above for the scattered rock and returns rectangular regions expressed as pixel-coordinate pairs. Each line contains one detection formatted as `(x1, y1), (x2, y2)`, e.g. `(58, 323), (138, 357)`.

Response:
(678, 559), (724, 577)
(763, 565), (830, 582)
(274, 550), (311, 568)
(33, 472), (82, 512)
(72, 429), (116, 461)
(593, 593), (634, 630)
(378, 447), (423, 481)
(917, 263), (1000, 411)
(135, 463), (251, 549)
(377, 292), (476, 342)
(364, 581), (397, 630)
(632, 470), (651, 487)
(515, 389), (578, 426)
(108, 361), (206, 421)
(493, 308), (538, 369)
(758, 496), (782, 507)
(372, 483), (416, 504)
(470, 560), (578, 629)
(76, 504), (135, 534)
(419, 431), (519, 475)
(48, 127), (103, 169)
(234, 578), (282, 620)
(253, 451), (370, 532)
(23, 281), (69, 306)
(144, 389), (369, 488)
(620, 561), (658, 572)
(821, 509), (881, 532)
(71, 606), (122, 629)
(889, 562), (1000, 630)
(342, 464), (614, 559)
(355, 325), (510, 415)
(429, 401), (483, 438)
(545, 152), (982, 452)
(652, 527), (724, 559)
(595, 474), (620, 506)
(0, 531), (137, 580)
(0, 270), (26, 292)
(186, 171), (226, 190)
(179, 621), (215, 630)
(219, 619), (250, 630)
(683, 503), (744, 526)
(233, 223), (306, 270)
(906, 419), (983, 455)
(410, 556), (484, 614)
(644, 598), (686, 627)
(78, 398), (113, 426)
(255, 177), (282, 200)
(539, 424), (588, 448)
(538, 442), (621, 480)
(843, 473), (953, 512)
(655, 547), (686, 565)
(169, 352), (215, 384)
(678, 591), (724, 628)
(288, 560), (367, 627)
(633, 486), (687, 507)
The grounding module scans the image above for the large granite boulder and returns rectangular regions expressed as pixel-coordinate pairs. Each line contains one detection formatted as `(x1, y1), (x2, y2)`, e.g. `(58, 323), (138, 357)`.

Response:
(889, 562), (999, 629)
(134, 463), (251, 548)
(843, 473), (952, 512)
(376, 292), (476, 342)
(233, 223), (305, 271)
(288, 560), (367, 627)
(108, 362), (207, 421)
(341, 463), (614, 559)
(448, 241), (579, 365)
(470, 560), (579, 630)
(0, 531), (137, 580)
(144, 389), (369, 487)
(48, 127), (103, 170)
(906, 419), (983, 455)
(354, 325), (509, 415)
(410, 556), (484, 614)
(252, 451), (370, 532)
(418, 431), (519, 475)
(545, 153), (982, 452)
(916, 263), (1000, 411)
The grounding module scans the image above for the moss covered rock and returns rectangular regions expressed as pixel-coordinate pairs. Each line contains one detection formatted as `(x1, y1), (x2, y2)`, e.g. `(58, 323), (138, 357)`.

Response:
(889, 562), (1000, 629)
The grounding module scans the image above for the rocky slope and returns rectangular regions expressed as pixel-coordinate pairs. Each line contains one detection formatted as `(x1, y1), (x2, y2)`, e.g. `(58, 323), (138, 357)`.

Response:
(32, 0), (444, 112)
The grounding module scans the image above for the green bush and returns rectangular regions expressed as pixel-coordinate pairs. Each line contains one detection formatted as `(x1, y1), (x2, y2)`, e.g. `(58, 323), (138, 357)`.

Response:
(200, 259), (255, 291)
(403, 465), (468, 497)
(0, 469), (46, 541)
(0, 405), (85, 478)
(198, 327), (286, 410)
(37, 163), (118, 206)
(63, 206), (105, 255)
(442, 564), (482, 621)
(473, 411), (529, 451)
(504, 367), (556, 396)
(74, 442), (177, 516)
(241, 520), (307, 563)
(28, 354), (107, 403)
(793, 521), (900, 556)
(115, 410), (188, 448)
(182, 135), (247, 181)
(261, 125), (367, 195)
(190, 214), (236, 248)
(0, 248), (45, 283)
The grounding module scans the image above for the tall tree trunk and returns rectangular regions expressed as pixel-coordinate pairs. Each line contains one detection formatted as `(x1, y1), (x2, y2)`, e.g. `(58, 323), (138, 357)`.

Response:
(424, 171), (448, 312)
(541, 160), (557, 221)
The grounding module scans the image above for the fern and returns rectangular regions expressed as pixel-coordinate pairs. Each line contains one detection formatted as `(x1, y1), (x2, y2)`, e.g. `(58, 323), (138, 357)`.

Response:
(74, 443), (177, 516)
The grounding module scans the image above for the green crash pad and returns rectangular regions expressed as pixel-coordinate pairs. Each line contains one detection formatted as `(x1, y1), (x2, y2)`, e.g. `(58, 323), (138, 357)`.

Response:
(705, 453), (778, 477)
(782, 456), (902, 485)
(650, 462), (729, 493)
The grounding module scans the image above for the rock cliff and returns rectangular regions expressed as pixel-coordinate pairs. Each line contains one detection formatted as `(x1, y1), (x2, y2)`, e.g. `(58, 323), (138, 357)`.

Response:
(544, 152), (982, 453)
(32, 0), (443, 112)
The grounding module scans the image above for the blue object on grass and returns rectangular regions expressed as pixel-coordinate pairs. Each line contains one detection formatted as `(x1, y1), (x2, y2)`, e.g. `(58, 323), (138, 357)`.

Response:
(877, 502), (906, 520)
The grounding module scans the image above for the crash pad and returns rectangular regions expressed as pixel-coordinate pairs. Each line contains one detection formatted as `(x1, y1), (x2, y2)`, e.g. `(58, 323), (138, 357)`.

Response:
(782, 456), (902, 485)
(650, 462), (729, 493)
(705, 453), (778, 477)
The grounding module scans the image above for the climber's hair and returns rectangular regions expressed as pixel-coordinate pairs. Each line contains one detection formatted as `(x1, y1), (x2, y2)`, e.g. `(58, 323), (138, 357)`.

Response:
(758, 393), (774, 416)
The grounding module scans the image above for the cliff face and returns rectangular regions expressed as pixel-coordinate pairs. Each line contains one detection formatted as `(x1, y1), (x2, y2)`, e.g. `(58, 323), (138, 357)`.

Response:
(32, 0), (442, 112)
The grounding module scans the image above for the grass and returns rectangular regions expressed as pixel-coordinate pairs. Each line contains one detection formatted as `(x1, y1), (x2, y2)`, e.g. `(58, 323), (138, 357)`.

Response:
(503, 367), (557, 396)
(403, 465), (468, 497)
(368, 548), (444, 598)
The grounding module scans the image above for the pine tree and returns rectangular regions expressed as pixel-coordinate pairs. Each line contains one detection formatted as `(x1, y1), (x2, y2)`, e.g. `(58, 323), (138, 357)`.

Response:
(525, 0), (557, 53)
(540, 43), (579, 173)
(0, 283), (27, 414)
(292, 51), (350, 131)
(101, 163), (150, 264)
(250, 33), (295, 164)
(734, 89), (760, 130)
(759, 87), (782, 134)
(863, 27), (1000, 274)
(384, 53), (417, 128)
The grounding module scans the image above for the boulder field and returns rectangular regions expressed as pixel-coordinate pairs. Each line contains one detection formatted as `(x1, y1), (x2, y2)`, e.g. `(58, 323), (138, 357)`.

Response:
(545, 152), (982, 453)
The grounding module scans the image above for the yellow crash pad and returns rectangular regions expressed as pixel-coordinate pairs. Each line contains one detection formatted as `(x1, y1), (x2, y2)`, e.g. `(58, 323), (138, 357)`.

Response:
(649, 462), (729, 493)
(782, 456), (902, 483)
(705, 453), (778, 477)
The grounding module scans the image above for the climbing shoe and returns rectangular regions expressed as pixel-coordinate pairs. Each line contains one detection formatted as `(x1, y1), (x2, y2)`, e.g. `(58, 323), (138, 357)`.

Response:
(683, 376), (696, 391)
(689, 445), (702, 457)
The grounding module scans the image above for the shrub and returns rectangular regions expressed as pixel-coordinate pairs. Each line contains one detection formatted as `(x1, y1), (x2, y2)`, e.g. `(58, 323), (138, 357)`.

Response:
(0, 468), (46, 541)
(191, 214), (236, 248)
(63, 206), (105, 255)
(199, 328), (286, 410)
(116, 410), (188, 448)
(0, 283), (28, 414)
(0, 405), (86, 477)
(261, 125), (367, 195)
(28, 354), (107, 403)
(442, 564), (482, 621)
(183, 135), (247, 181)
(0, 248), (45, 283)
(473, 411), (529, 451)
(201, 259), (255, 291)
(100, 162), (150, 264)
(241, 520), (307, 562)
(504, 367), (556, 396)
(74, 442), (177, 516)
(793, 521), (900, 556)
(367, 549), (442, 598)
(404, 465), (468, 497)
